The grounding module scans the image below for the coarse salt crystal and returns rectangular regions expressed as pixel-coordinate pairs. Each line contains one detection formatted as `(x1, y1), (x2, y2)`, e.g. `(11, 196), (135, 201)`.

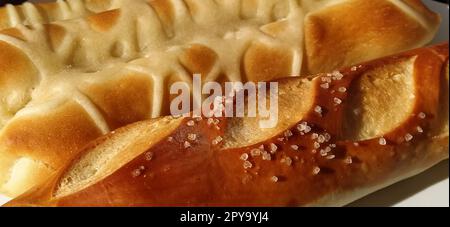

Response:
(418, 112), (426, 119)
(187, 133), (197, 141)
(271, 176), (279, 183)
(405, 134), (413, 142)
(250, 148), (261, 157)
(315, 106), (323, 115)
(320, 83), (330, 89)
(334, 97), (342, 105)
(243, 161), (253, 169)
(417, 126), (424, 133)
(312, 167), (321, 175)
(144, 152), (154, 161)
(270, 143), (278, 154)
(262, 152), (272, 161)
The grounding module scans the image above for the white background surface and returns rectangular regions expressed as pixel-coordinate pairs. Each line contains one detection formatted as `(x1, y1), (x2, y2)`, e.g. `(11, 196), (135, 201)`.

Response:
(0, 0), (448, 207)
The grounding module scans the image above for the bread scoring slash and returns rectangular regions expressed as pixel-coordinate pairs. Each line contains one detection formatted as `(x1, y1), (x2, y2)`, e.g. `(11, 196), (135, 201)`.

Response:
(5, 43), (448, 207)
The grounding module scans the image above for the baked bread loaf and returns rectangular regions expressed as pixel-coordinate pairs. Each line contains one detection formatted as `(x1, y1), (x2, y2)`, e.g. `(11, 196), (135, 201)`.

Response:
(0, 0), (120, 29)
(0, 0), (441, 197)
(5, 43), (449, 207)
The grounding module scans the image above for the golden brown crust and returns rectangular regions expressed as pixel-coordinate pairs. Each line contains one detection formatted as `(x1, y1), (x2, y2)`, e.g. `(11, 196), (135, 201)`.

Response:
(0, 7), (9, 29)
(0, 0), (442, 198)
(0, 27), (25, 40)
(0, 40), (38, 127)
(147, 0), (175, 28)
(45, 24), (67, 50)
(87, 9), (121, 32)
(6, 43), (448, 207)
(0, 100), (103, 167)
(0, 0), (116, 30)
(244, 42), (294, 82)
(0, 100), (103, 196)
(304, 0), (440, 74)
(79, 74), (153, 129)
(179, 44), (218, 79)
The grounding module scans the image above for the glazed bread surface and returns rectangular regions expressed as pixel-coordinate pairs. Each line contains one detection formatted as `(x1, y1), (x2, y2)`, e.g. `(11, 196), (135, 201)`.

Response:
(6, 43), (449, 206)
(0, 0), (442, 197)
(0, 0), (121, 29)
